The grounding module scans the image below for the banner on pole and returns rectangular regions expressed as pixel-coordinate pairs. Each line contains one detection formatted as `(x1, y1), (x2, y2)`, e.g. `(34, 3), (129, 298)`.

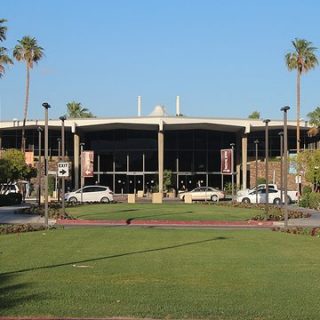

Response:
(81, 151), (94, 177)
(220, 149), (233, 175)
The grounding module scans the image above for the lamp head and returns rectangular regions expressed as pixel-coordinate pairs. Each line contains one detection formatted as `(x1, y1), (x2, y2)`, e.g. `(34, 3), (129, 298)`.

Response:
(281, 106), (290, 112)
(278, 131), (284, 136)
(230, 143), (235, 147)
(59, 115), (66, 122)
(263, 119), (270, 124)
(254, 139), (259, 144)
(42, 102), (50, 109)
(37, 127), (43, 132)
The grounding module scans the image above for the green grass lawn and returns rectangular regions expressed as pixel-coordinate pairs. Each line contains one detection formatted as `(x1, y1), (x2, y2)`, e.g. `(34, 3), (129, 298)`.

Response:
(66, 203), (259, 221)
(1, 227), (320, 319)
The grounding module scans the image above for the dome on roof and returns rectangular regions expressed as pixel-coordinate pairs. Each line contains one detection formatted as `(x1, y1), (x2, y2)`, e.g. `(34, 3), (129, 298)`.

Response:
(149, 105), (168, 117)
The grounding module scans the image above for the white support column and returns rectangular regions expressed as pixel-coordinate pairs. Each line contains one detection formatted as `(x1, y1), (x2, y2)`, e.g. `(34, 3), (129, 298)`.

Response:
(242, 134), (248, 190)
(158, 121), (164, 194)
(74, 133), (80, 190)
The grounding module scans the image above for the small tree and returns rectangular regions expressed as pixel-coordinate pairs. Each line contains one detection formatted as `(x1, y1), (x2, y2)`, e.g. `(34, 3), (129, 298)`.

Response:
(163, 169), (172, 192)
(66, 101), (95, 118)
(248, 111), (260, 119)
(297, 150), (320, 191)
(0, 149), (37, 183)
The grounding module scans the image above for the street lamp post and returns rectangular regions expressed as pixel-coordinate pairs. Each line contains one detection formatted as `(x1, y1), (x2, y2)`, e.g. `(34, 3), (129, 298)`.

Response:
(263, 119), (270, 215)
(281, 106), (290, 228)
(37, 127), (43, 206)
(80, 142), (85, 203)
(254, 139), (259, 204)
(42, 102), (50, 228)
(59, 116), (66, 214)
(57, 138), (61, 202)
(278, 132), (284, 207)
(230, 143), (235, 203)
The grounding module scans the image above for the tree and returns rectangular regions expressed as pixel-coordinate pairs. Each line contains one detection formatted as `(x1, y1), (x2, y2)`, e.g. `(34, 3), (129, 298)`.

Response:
(307, 107), (320, 137)
(297, 150), (320, 191)
(248, 111), (260, 119)
(0, 19), (13, 78)
(13, 36), (44, 152)
(66, 101), (95, 118)
(0, 149), (36, 183)
(285, 38), (318, 153)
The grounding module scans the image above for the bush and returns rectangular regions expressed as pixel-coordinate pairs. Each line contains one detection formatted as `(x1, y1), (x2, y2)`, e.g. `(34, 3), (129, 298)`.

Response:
(0, 224), (48, 235)
(300, 192), (320, 209)
(257, 177), (266, 185)
(303, 185), (312, 195)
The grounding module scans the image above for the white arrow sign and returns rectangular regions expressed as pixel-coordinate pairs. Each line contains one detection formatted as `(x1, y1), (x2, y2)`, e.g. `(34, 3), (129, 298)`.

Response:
(58, 162), (70, 177)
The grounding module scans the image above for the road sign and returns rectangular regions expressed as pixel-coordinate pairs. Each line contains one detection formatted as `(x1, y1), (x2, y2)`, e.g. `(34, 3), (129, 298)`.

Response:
(58, 162), (70, 177)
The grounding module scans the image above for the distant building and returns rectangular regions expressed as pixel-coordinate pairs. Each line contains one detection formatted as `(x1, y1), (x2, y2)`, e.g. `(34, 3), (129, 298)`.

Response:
(0, 103), (312, 193)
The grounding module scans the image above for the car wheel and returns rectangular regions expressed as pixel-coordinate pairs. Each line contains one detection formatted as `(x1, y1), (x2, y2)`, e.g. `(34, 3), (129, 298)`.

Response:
(242, 197), (251, 204)
(273, 198), (281, 205)
(100, 197), (110, 203)
(211, 195), (219, 202)
(69, 197), (78, 204)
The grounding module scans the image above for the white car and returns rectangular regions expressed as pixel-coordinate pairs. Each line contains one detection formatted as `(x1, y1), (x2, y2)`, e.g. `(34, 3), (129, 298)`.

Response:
(237, 184), (277, 197)
(179, 187), (225, 202)
(65, 185), (113, 203)
(237, 188), (286, 204)
(0, 183), (19, 195)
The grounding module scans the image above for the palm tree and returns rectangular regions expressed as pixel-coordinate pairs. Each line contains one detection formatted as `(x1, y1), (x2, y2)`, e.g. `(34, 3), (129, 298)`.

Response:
(0, 19), (8, 41)
(0, 19), (13, 78)
(285, 38), (318, 153)
(13, 36), (44, 151)
(66, 101), (94, 118)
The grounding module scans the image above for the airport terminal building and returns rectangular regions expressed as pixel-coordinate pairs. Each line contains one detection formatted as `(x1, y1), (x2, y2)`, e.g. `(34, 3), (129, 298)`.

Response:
(0, 104), (312, 194)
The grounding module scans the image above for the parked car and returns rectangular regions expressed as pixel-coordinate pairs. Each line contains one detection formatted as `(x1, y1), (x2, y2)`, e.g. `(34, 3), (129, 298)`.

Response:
(65, 185), (113, 203)
(237, 188), (291, 204)
(237, 184), (298, 203)
(0, 183), (19, 195)
(179, 187), (225, 202)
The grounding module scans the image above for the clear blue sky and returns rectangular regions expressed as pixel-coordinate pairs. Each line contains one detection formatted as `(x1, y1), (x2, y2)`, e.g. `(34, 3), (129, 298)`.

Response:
(1, 0), (320, 121)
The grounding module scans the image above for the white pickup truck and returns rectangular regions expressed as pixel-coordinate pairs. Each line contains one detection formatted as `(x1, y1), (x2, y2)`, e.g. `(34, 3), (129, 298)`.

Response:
(237, 184), (298, 203)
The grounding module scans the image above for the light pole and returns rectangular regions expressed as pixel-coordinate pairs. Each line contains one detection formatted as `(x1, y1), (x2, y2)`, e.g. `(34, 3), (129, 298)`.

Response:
(57, 138), (61, 202)
(281, 106), (290, 228)
(278, 131), (284, 207)
(42, 102), (50, 228)
(80, 142), (85, 203)
(254, 139), (259, 204)
(59, 116), (66, 213)
(37, 127), (43, 206)
(263, 119), (270, 215)
(230, 143), (235, 203)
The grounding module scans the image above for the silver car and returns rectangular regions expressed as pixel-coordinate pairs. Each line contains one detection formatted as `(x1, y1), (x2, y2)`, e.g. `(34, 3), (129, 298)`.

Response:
(65, 185), (113, 203)
(179, 187), (225, 202)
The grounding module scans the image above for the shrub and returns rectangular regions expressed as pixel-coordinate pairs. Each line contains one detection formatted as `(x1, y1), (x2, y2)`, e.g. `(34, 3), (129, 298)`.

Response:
(303, 185), (312, 195)
(300, 192), (320, 209)
(0, 223), (49, 235)
(257, 177), (266, 185)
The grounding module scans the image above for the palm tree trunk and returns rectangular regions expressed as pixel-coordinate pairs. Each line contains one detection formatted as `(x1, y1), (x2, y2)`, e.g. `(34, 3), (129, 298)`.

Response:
(22, 64), (30, 152)
(296, 70), (301, 153)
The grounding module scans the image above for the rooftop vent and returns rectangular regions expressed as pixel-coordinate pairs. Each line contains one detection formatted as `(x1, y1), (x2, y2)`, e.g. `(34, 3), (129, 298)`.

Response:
(149, 105), (168, 117)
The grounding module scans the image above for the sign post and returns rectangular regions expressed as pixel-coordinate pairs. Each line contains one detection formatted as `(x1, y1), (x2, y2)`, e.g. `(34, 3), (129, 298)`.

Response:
(58, 162), (70, 177)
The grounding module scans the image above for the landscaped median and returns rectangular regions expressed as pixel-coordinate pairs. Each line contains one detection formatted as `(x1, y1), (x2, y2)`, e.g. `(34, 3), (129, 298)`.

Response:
(56, 202), (310, 228)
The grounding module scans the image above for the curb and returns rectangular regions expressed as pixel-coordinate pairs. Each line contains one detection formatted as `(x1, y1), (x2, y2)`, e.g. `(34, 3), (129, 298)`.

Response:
(56, 219), (275, 228)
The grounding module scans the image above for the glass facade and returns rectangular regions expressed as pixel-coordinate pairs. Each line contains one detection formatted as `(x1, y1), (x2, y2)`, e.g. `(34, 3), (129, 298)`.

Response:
(0, 126), (309, 193)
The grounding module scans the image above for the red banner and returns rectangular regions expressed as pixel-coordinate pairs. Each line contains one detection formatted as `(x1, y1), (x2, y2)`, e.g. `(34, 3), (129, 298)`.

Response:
(221, 149), (233, 175)
(81, 151), (94, 177)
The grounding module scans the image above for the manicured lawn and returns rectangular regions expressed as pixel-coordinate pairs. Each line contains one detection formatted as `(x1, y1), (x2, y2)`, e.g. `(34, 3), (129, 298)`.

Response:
(1, 227), (320, 319)
(66, 203), (259, 221)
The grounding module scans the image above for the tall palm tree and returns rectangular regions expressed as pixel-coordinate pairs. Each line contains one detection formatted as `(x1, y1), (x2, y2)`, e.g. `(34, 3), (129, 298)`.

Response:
(285, 38), (318, 153)
(13, 36), (44, 151)
(0, 19), (13, 78)
(66, 101), (94, 118)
